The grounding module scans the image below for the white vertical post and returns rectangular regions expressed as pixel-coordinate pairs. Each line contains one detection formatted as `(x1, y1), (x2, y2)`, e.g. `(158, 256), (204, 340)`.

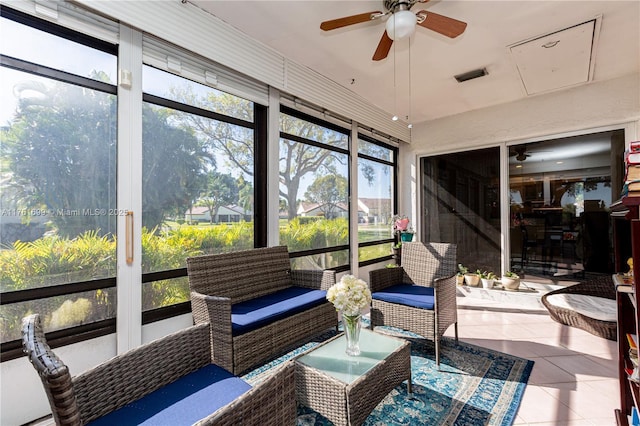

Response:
(116, 25), (143, 353)
(500, 144), (511, 276)
(350, 122), (359, 276)
(267, 87), (281, 247)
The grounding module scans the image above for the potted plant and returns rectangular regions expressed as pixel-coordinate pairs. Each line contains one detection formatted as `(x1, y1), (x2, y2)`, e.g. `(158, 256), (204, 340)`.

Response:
(501, 271), (521, 291)
(459, 265), (479, 286)
(400, 228), (415, 242)
(456, 263), (467, 285)
(392, 214), (414, 242)
(393, 215), (410, 232)
(479, 270), (497, 289)
(392, 242), (402, 265)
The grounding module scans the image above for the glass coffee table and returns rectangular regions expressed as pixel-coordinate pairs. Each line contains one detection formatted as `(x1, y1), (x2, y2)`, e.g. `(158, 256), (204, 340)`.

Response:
(295, 328), (411, 426)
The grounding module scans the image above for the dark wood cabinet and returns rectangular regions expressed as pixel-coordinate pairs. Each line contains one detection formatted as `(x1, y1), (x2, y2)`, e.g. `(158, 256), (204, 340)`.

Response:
(613, 196), (640, 426)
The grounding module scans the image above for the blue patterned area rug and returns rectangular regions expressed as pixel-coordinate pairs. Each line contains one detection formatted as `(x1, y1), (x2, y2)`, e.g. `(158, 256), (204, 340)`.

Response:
(244, 325), (533, 426)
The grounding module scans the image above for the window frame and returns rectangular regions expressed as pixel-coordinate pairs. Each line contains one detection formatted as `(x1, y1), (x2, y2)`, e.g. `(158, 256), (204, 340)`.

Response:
(138, 66), (267, 319)
(356, 133), (399, 267)
(279, 105), (352, 272)
(0, 7), (119, 361)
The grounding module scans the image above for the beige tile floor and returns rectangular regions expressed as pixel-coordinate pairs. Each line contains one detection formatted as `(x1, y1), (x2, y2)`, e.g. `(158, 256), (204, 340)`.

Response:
(449, 294), (619, 426)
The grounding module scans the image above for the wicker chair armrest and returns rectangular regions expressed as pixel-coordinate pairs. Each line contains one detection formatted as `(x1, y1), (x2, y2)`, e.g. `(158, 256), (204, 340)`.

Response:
(433, 274), (458, 335)
(433, 274), (457, 305)
(190, 291), (232, 327)
(197, 361), (296, 425)
(189, 291), (235, 371)
(291, 269), (336, 290)
(369, 267), (404, 292)
(22, 314), (82, 426)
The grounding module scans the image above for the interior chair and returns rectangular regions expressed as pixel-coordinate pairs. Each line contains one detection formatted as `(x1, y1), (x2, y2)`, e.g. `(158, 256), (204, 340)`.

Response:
(520, 225), (539, 270)
(368, 241), (458, 365)
(21, 314), (296, 425)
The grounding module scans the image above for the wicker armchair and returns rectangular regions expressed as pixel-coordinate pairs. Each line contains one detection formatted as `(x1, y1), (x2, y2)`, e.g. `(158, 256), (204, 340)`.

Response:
(187, 246), (337, 374)
(541, 274), (617, 340)
(369, 242), (458, 366)
(22, 314), (296, 426)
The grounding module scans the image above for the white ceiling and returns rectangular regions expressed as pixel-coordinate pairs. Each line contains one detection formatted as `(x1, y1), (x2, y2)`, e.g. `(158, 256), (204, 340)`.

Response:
(190, 0), (639, 126)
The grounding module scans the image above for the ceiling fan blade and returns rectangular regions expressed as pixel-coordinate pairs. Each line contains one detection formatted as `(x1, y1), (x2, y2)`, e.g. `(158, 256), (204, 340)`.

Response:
(320, 11), (382, 31)
(416, 11), (467, 38)
(372, 30), (393, 61)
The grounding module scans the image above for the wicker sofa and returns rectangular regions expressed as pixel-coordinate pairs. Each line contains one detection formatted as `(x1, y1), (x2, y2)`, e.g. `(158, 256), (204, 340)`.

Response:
(22, 314), (296, 426)
(187, 246), (337, 374)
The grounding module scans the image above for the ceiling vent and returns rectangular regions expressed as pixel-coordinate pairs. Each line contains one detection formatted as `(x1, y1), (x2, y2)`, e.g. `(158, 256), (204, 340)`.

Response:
(454, 68), (488, 83)
(508, 17), (601, 96)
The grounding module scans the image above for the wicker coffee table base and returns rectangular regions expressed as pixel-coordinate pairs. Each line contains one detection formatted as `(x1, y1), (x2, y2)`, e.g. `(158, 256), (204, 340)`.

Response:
(295, 332), (412, 426)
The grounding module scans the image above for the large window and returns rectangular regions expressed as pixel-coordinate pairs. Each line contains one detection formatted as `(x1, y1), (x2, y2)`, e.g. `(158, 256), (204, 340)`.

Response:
(357, 135), (396, 264)
(0, 6), (400, 362)
(279, 107), (350, 270)
(0, 10), (118, 349)
(141, 65), (257, 312)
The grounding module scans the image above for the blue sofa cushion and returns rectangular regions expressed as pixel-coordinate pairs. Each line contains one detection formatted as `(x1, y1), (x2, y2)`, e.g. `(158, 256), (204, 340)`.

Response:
(88, 364), (251, 426)
(232, 287), (328, 335)
(372, 284), (435, 310)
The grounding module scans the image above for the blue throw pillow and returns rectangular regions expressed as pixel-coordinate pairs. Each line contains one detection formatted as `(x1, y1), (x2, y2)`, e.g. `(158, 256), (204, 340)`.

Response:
(88, 364), (251, 426)
(372, 284), (435, 310)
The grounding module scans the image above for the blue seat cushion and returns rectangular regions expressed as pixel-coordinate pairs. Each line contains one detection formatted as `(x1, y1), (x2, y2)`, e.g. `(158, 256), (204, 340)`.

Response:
(372, 284), (435, 310)
(87, 364), (251, 426)
(231, 287), (328, 335)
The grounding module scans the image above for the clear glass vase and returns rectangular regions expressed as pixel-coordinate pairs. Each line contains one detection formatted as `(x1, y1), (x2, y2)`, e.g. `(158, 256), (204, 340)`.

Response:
(342, 313), (362, 356)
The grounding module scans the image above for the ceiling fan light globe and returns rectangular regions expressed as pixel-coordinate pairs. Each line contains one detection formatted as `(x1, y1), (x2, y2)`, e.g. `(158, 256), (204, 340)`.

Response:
(385, 10), (416, 40)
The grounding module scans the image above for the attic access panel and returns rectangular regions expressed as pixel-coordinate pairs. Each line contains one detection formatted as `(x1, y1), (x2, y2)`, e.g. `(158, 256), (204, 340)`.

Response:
(510, 20), (597, 96)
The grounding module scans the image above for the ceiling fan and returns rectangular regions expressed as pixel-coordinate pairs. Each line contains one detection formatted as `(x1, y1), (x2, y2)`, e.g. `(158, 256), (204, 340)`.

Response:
(320, 0), (467, 61)
(510, 145), (552, 162)
(511, 146), (531, 162)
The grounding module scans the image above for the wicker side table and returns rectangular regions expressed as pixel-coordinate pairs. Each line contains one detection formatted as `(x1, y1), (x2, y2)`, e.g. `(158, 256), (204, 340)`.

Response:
(295, 329), (411, 426)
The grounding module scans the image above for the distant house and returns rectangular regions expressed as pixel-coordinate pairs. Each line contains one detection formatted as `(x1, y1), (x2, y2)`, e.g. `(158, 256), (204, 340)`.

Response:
(185, 205), (252, 223)
(185, 206), (211, 222)
(297, 202), (348, 219)
(357, 198), (392, 224)
(295, 198), (391, 223)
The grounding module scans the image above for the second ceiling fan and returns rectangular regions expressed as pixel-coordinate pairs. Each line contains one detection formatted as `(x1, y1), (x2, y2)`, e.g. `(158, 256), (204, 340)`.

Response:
(320, 0), (467, 61)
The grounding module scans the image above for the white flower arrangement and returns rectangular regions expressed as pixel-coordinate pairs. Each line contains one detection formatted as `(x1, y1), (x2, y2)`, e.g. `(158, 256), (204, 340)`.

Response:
(326, 274), (372, 316)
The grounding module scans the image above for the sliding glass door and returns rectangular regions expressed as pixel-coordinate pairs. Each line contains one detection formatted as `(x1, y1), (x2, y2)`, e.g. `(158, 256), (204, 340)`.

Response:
(420, 129), (625, 283)
(421, 147), (501, 275)
(509, 130), (625, 278)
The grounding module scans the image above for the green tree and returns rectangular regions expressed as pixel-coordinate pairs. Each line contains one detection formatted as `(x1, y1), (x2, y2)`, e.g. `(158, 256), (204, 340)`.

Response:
(197, 172), (239, 223)
(1, 75), (117, 238)
(1, 75), (210, 237)
(237, 175), (253, 215)
(305, 175), (347, 219)
(278, 114), (350, 219)
(142, 105), (210, 230)
(168, 89), (353, 221)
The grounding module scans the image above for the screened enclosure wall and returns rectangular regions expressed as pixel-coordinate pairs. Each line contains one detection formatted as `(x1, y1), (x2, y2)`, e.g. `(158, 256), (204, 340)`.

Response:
(421, 148), (501, 275)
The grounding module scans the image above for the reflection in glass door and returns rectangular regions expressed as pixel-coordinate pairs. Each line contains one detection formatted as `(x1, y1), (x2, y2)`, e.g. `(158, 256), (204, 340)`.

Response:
(509, 130), (625, 279)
